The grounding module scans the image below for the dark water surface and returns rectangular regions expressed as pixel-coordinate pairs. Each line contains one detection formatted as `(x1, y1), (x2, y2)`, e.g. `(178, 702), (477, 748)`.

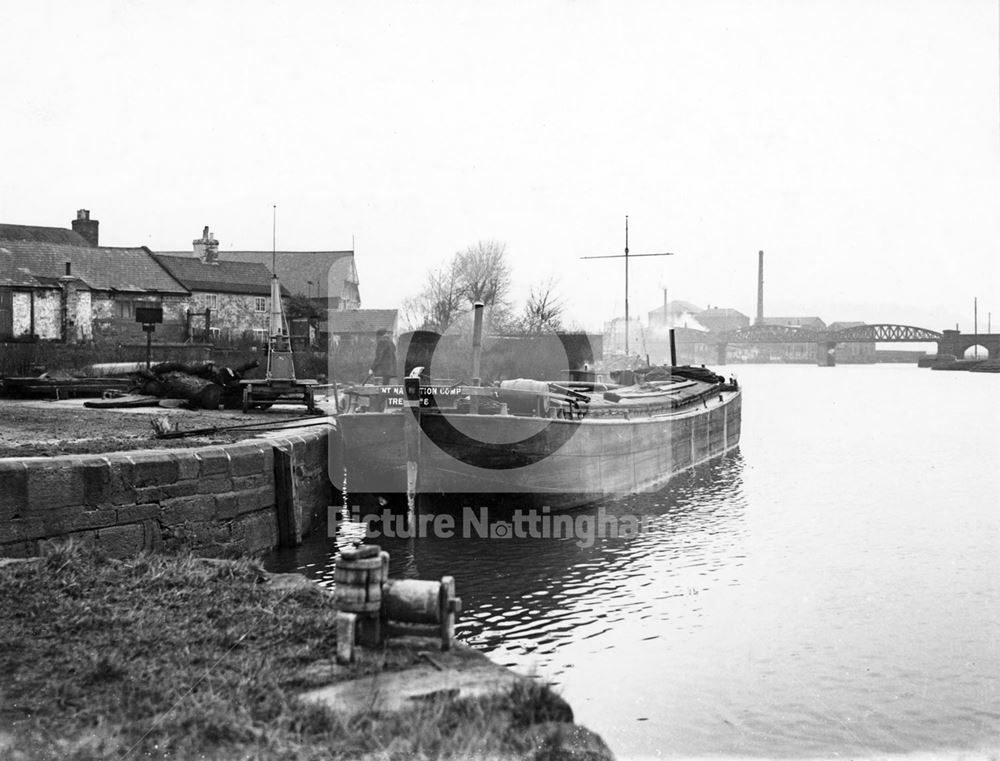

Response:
(267, 365), (1000, 759)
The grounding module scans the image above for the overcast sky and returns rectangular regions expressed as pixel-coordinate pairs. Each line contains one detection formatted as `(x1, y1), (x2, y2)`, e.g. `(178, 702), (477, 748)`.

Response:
(3, 1), (998, 333)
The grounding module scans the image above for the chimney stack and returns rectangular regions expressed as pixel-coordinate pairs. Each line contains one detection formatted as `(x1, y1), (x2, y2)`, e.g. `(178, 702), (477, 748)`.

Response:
(71, 209), (99, 247)
(755, 250), (764, 326)
(193, 226), (219, 264)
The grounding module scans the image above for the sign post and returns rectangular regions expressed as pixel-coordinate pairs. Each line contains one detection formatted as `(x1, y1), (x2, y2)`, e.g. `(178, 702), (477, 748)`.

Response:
(135, 305), (163, 369)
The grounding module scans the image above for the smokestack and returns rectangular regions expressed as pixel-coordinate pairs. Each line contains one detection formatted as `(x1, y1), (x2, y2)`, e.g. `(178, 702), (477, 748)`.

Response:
(755, 250), (764, 326)
(71, 209), (99, 247)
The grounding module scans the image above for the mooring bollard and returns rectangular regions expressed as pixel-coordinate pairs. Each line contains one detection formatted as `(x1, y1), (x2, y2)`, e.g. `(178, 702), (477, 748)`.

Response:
(333, 544), (387, 659)
(333, 544), (461, 664)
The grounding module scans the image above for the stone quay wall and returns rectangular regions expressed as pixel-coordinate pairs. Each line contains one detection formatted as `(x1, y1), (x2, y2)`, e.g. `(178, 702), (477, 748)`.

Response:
(0, 428), (332, 558)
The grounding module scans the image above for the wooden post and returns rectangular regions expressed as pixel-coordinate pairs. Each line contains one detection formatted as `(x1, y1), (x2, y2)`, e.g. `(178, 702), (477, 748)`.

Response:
(439, 575), (457, 651)
(336, 612), (357, 664)
(669, 328), (677, 367)
(470, 302), (484, 414)
(273, 447), (299, 547)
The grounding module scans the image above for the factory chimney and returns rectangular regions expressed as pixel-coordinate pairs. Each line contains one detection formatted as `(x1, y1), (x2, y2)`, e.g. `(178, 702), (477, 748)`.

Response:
(755, 250), (764, 326)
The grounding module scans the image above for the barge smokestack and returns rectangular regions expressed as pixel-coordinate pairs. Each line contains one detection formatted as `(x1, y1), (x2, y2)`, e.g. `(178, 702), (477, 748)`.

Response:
(755, 250), (764, 326)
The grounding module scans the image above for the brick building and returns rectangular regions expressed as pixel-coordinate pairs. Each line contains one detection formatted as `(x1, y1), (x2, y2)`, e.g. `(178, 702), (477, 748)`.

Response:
(0, 211), (190, 342)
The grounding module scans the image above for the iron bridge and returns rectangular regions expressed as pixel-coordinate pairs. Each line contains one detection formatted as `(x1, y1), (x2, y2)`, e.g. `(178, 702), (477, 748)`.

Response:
(721, 323), (942, 344)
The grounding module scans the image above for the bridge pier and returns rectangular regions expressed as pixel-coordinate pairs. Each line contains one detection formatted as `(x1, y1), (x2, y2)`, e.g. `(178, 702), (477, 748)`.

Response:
(816, 342), (836, 367)
(937, 329), (1000, 360)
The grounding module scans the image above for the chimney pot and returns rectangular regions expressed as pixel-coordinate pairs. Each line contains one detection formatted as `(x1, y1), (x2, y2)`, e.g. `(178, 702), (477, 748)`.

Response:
(193, 226), (220, 264)
(71, 209), (99, 247)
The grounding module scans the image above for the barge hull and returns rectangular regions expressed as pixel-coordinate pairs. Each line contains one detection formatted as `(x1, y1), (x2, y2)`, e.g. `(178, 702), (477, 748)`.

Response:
(340, 389), (741, 503)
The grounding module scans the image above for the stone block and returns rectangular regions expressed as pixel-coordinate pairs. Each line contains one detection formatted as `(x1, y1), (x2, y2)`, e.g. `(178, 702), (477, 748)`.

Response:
(174, 452), (201, 481)
(0, 461), (28, 520)
(232, 474), (269, 492)
(214, 486), (270, 519)
(230, 509), (278, 553)
(198, 448), (232, 477)
(80, 457), (112, 506)
(43, 506), (117, 534)
(229, 444), (268, 477)
(0, 517), (46, 544)
(127, 452), (180, 488)
(96, 524), (145, 558)
(160, 494), (215, 525)
(213, 492), (242, 520)
(26, 462), (85, 510)
(184, 521), (231, 547)
(197, 476), (233, 496)
(106, 460), (137, 506)
(116, 503), (161, 523)
(134, 479), (200, 503)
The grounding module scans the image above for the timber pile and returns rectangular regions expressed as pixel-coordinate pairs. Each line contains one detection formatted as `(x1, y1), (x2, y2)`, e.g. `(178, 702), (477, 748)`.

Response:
(132, 360), (260, 410)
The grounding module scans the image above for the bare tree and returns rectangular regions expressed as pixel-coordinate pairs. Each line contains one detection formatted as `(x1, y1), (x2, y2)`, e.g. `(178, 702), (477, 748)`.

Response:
(519, 278), (565, 334)
(455, 240), (511, 309)
(406, 240), (513, 332)
(404, 257), (464, 332)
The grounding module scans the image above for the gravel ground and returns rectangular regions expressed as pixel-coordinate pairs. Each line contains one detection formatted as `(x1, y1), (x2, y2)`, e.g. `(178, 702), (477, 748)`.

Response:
(0, 398), (333, 458)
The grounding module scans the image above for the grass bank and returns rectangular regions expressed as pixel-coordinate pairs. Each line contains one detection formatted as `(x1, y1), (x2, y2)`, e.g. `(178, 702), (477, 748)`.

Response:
(0, 543), (611, 760)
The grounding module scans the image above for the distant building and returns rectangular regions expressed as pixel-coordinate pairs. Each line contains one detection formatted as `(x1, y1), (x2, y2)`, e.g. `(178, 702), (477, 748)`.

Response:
(0, 210), (190, 342)
(745, 316), (828, 362)
(326, 309), (398, 345)
(697, 307), (750, 334)
(827, 321), (876, 363)
(763, 316), (827, 330)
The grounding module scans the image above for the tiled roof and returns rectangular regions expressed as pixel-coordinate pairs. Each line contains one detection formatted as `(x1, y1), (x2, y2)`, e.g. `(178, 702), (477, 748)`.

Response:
(153, 255), (276, 296)
(326, 309), (398, 334)
(0, 223), (90, 247)
(763, 316), (827, 329)
(0, 237), (189, 294)
(160, 250), (358, 301)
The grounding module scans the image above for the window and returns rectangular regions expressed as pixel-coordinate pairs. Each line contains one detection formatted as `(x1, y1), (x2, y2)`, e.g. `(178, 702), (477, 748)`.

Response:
(254, 296), (267, 313)
(252, 328), (267, 342)
(205, 293), (219, 309)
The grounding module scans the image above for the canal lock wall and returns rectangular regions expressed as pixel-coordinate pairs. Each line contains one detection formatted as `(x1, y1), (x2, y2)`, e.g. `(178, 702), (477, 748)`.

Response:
(0, 427), (333, 558)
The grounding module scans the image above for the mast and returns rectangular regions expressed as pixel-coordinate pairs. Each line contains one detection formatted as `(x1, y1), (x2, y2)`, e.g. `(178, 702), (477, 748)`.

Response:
(581, 217), (673, 357)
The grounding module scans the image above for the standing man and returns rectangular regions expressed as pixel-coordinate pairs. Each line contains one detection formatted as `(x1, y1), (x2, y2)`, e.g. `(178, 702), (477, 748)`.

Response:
(370, 328), (397, 385)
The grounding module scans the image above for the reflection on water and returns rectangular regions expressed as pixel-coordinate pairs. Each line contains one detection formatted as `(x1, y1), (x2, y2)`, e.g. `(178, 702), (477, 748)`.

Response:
(267, 365), (1000, 759)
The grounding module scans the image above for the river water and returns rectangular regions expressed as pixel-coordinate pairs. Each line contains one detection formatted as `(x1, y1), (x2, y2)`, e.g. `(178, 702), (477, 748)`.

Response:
(267, 364), (1000, 759)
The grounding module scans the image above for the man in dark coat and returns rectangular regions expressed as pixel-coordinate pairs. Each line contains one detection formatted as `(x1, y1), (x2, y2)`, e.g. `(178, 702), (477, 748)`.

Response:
(370, 328), (397, 384)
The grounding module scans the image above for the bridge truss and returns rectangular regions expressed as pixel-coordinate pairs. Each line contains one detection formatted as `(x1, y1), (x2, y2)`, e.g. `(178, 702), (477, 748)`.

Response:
(828, 324), (942, 342)
(721, 323), (941, 344)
